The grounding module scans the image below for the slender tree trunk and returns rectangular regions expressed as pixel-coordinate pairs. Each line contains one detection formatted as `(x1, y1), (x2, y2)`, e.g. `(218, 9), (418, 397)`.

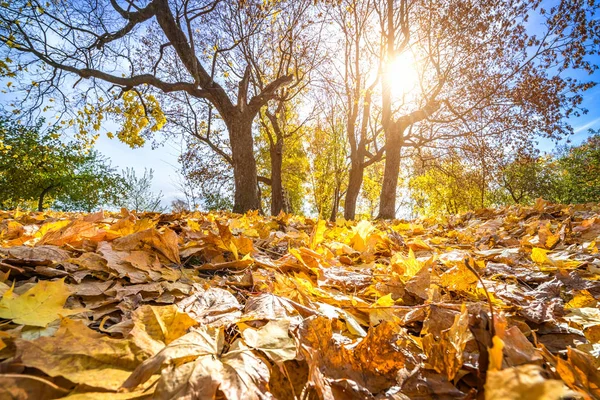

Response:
(229, 117), (260, 213)
(344, 157), (364, 220)
(270, 140), (284, 216)
(330, 186), (340, 221)
(377, 131), (403, 219)
(38, 185), (54, 212)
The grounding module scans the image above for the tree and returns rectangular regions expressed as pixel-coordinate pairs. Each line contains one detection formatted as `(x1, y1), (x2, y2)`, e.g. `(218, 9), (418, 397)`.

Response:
(373, 0), (600, 218)
(409, 151), (488, 217)
(554, 133), (600, 204)
(257, 102), (310, 215)
(306, 103), (348, 220)
(325, 0), (385, 220)
(0, 116), (123, 211)
(170, 198), (189, 213)
(0, 0), (318, 213)
(178, 137), (234, 211)
(495, 153), (559, 206)
(118, 168), (164, 212)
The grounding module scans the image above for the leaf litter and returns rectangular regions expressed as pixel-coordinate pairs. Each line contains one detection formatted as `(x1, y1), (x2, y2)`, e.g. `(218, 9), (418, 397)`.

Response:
(0, 199), (599, 399)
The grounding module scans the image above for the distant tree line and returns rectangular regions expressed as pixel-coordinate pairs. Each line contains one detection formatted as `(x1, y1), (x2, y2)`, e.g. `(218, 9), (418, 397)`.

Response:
(409, 133), (600, 217)
(0, 116), (163, 212)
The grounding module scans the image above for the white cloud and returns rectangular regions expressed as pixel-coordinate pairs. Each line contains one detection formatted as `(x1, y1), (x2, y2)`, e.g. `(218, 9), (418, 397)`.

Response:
(574, 116), (600, 134)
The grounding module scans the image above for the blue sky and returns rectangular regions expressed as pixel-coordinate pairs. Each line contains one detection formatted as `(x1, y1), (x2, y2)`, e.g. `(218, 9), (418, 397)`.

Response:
(93, 133), (183, 209)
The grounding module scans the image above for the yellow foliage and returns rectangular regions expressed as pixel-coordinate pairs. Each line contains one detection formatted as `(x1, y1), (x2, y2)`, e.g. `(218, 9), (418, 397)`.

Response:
(76, 91), (166, 148)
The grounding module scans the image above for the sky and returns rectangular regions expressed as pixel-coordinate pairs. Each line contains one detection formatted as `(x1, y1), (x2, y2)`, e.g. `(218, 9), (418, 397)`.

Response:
(93, 133), (183, 209)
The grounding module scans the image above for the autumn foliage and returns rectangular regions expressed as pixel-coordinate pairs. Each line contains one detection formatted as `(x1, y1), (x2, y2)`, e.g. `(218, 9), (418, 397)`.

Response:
(0, 200), (599, 399)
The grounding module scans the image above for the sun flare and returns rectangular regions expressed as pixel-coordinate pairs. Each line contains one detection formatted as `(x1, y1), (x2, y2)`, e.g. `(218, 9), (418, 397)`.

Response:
(386, 52), (420, 98)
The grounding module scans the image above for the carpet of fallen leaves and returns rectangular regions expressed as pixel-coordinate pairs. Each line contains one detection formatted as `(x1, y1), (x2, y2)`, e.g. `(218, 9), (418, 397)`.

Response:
(0, 199), (599, 399)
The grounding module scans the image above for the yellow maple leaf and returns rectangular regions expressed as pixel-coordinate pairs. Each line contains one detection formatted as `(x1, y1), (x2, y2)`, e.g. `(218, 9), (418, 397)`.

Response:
(0, 278), (84, 326)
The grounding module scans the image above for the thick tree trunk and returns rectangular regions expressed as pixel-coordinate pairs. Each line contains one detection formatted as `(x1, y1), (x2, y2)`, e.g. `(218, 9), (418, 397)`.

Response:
(377, 135), (402, 219)
(229, 118), (261, 213)
(270, 140), (284, 216)
(344, 158), (364, 220)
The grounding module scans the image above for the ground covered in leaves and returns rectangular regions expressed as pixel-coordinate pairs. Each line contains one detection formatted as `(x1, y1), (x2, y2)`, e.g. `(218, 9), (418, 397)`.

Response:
(0, 199), (599, 399)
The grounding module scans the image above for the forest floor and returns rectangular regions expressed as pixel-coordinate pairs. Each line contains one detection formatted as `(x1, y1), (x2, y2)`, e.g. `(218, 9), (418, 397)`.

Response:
(0, 199), (599, 399)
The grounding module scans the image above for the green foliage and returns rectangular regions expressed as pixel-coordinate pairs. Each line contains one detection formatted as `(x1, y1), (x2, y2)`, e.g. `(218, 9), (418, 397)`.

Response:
(281, 136), (309, 214)
(494, 154), (561, 205)
(256, 109), (309, 215)
(118, 168), (164, 213)
(411, 134), (600, 217)
(0, 116), (123, 211)
(555, 134), (600, 204)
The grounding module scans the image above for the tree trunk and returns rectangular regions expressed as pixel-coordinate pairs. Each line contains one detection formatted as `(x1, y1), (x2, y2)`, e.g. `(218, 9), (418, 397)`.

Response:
(377, 133), (402, 219)
(344, 158), (364, 220)
(229, 117), (261, 213)
(330, 185), (340, 221)
(38, 185), (54, 212)
(270, 140), (284, 216)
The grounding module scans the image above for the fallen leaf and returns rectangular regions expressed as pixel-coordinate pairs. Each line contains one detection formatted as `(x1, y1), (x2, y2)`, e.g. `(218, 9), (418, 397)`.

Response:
(16, 319), (145, 390)
(0, 278), (84, 326)
(0, 374), (69, 400)
(485, 364), (567, 400)
(242, 319), (297, 364)
(122, 327), (272, 400)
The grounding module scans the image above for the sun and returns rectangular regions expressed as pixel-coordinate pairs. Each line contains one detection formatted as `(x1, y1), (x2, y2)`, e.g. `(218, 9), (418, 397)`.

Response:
(385, 51), (420, 98)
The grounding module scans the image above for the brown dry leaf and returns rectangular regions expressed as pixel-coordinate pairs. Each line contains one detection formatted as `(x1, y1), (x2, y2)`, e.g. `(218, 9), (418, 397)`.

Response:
(62, 391), (153, 400)
(241, 318), (297, 364)
(0, 278), (84, 326)
(0, 245), (70, 264)
(502, 325), (542, 366)
(484, 364), (567, 400)
(423, 303), (470, 380)
(112, 228), (180, 264)
(241, 293), (301, 322)
(177, 287), (242, 327)
(299, 316), (420, 393)
(0, 220), (25, 241)
(129, 304), (198, 356)
(122, 327), (272, 400)
(38, 220), (105, 246)
(2, 203), (600, 398)
(97, 242), (155, 283)
(0, 373), (70, 400)
(15, 318), (145, 390)
(399, 368), (466, 399)
(565, 290), (598, 309)
(438, 257), (479, 292)
(556, 347), (600, 399)
(537, 224), (561, 249)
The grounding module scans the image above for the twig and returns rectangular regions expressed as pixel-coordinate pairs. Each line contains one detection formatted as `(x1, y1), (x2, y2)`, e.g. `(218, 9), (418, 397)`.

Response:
(464, 258), (496, 338)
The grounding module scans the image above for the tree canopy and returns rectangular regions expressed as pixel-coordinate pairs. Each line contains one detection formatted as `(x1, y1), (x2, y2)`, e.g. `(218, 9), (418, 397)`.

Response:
(0, 0), (599, 218)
